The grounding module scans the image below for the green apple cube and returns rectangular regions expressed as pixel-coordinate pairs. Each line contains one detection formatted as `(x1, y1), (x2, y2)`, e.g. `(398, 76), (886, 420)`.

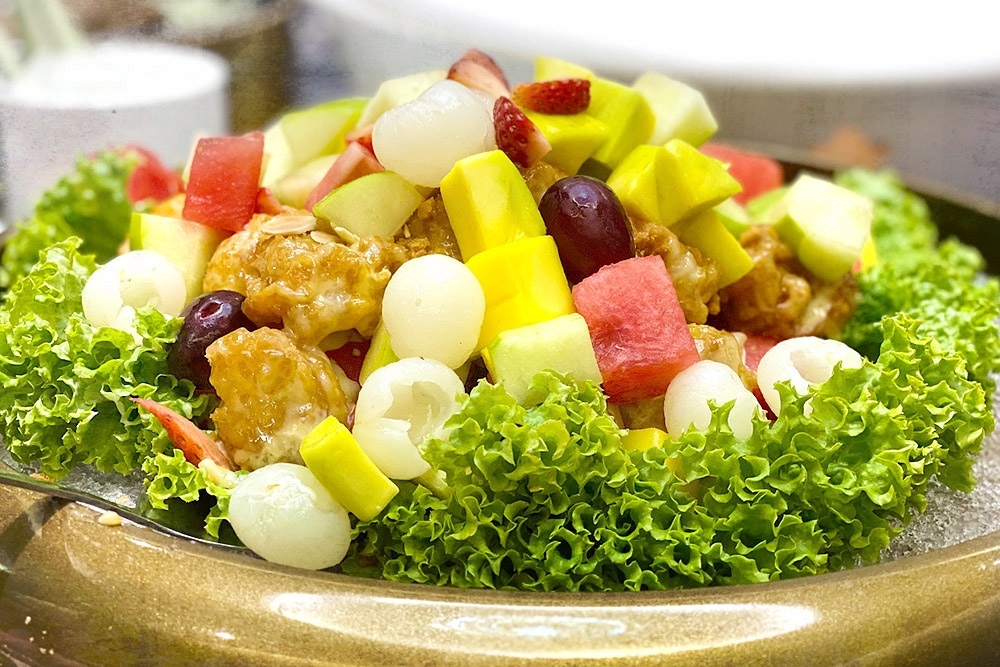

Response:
(260, 122), (295, 189)
(359, 320), (399, 385)
(586, 78), (655, 168)
(439, 150), (546, 261)
(481, 313), (603, 403)
(715, 197), (752, 238)
(672, 209), (754, 287)
(632, 72), (718, 147)
(766, 174), (874, 282)
(523, 110), (609, 175)
(313, 171), (424, 239)
(532, 56), (655, 169)
(129, 212), (229, 302)
(272, 153), (338, 209)
(279, 97), (367, 167)
(356, 69), (448, 128)
(746, 186), (789, 222)
(606, 140), (741, 227)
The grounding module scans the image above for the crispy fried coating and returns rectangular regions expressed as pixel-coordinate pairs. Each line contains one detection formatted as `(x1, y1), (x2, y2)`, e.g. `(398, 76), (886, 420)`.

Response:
(631, 217), (721, 324)
(206, 327), (349, 471)
(712, 225), (857, 339)
(203, 215), (410, 345)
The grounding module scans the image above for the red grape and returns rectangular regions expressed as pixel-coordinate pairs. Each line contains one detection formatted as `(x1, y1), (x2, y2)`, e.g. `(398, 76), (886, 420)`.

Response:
(537, 176), (634, 283)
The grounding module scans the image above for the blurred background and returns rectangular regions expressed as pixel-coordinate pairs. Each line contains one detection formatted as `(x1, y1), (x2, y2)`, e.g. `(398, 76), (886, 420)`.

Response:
(1, 0), (999, 203)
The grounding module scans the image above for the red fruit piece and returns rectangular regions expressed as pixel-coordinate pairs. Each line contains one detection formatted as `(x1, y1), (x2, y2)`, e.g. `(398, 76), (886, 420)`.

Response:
(493, 96), (551, 169)
(325, 338), (371, 384)
(512, 79), (591, 115)
(182, 131), (265, 232)
(447, 48), (511, 98)
(131, 397), (236, 471)
(304, 142), (385, 211)
(255, 187), (285, 215)
(700, 143), (784, 205)
(122, 145), (184, 205)
(572, 255), (700, 404)
(740, 333), (780, 419)
(345, 123), (375, 153)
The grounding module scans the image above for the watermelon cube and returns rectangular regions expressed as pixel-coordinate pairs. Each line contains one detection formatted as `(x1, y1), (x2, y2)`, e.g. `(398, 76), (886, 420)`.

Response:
(700, 143), (784, 206)
(183, 131), (265, 232)
(572, 255), (700, 403)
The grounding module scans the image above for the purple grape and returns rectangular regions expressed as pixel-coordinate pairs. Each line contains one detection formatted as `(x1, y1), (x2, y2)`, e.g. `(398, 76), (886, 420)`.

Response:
(168, 290), (256, 391)
(538, 176), (635, 283)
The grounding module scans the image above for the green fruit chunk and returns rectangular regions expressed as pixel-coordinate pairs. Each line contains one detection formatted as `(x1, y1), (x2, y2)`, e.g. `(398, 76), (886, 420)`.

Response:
(280, 97), (367, 168)
(313, 171), (425, 239)
(523, 110), (609, 175)
(299, 416), (399, 521)
(746, 186), (788, 222)
(440, 150), (546, 261)
(481, 313), (602, 403)
(356, 69), (447, 127)
(359, 320), (399, 385)
(533, 56), (655, 169)
(129, 212), (228, 302)
(632, 72), (718, 147)
(606, 140), (741, 227)
(766, 174), (874, 282)
(715, 197), (752, 238)
(672, 209), (754, 287)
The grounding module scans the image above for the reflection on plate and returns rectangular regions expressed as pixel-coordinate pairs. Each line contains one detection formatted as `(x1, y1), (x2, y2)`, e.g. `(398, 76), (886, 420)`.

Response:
(2, 159), (1000, 665)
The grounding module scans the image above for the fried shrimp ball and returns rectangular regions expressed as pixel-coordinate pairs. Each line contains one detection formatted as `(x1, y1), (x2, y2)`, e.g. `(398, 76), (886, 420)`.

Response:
(203, 214), (411, 345)
(206, 326), (349, 471)
(712, 225), (858, 340)
(631, 217), (721, 324)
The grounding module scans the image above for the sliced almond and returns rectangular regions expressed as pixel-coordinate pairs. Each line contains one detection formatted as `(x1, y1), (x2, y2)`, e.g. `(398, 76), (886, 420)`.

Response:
(309, 230), (340, 245)
(333, 226), (360, 245)
(260, 215), (318, 235)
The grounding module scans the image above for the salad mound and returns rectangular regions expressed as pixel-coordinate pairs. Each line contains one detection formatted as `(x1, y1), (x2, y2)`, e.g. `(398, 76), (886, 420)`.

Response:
(1, 50), (999, 590)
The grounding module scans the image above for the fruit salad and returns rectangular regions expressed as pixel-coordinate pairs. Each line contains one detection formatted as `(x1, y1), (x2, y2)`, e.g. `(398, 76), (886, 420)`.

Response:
(1, 50), (999, 592)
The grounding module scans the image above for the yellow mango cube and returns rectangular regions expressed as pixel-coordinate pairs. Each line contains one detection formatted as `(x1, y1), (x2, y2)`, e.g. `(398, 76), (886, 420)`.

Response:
(465, 235), (576, 351)
(440, 150), (546, 261)
(524, 110), (609, 175)
(672, 209), (754, 288)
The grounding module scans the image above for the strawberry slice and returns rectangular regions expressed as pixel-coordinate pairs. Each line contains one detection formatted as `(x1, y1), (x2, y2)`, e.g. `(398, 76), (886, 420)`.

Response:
(132, 397), (236, 471)
(493, 96), (551, 169)
(512, 79), (591, 115)
(447, 49), (511, 98)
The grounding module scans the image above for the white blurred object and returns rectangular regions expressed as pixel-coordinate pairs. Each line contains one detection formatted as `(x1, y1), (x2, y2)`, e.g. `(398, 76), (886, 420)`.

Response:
(0, 40), (230, 223)
(306, 0), (1000, 201)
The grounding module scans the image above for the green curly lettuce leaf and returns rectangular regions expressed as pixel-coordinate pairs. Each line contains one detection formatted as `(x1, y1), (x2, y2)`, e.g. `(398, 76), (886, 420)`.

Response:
(142, 450), (243, 538)
(838, 170), (1000, 394)
(0, 150), (134, 288)
(0, 238), (213, 480)
(348, 308), (993, 590)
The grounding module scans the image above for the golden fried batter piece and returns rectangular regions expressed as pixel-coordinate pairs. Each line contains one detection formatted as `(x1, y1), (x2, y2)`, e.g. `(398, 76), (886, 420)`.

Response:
(523, 161), (568, 205)
(394, 194), (462, 260)
(203, 215), (409, 345)
(631, 217), (721, 324)
(206, 327), (349, 471)
(712, 225), (857, 340)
